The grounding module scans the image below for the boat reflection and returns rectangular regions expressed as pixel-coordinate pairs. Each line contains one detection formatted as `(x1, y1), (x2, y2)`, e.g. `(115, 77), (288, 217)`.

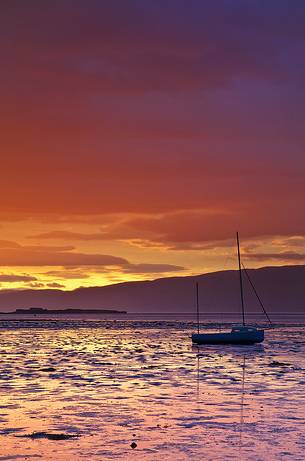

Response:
(193, 345), (264, 453)
(239, 354), (246, 452)
(192, 343), (265, 356)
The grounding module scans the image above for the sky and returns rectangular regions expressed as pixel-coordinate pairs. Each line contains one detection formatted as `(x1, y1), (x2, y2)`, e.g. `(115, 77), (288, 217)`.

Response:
(0, 0), (305, 291)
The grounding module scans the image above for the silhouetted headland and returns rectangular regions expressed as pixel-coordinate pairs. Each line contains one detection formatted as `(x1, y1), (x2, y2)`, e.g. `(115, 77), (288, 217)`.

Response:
(0, 265), (304, 314)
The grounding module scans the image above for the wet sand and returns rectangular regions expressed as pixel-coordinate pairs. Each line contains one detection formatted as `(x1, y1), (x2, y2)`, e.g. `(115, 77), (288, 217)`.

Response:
(0, 321), (304, 460)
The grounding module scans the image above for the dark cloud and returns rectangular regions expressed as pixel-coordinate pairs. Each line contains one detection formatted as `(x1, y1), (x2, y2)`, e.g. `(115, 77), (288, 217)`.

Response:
(244, 251), (305, 262)
(121, 209), (305, 246)
(46, 282), (65, 288)
(121, 263), (185, 274)
(45, 263), (185, 277)
(26, 245), (75, 252)
(26, 282), (45, 288)
(0, 244), (184, 277)
(273, 236), (305, 247)
(43, 269), (91, 279)
(28, 224), (154, 242)
(0, 240), (22, 249)
(0, 245), (128, 266)
(0, 274), (37, 282)
(29, 231), (107, 241)
(27, 212), (305, 251)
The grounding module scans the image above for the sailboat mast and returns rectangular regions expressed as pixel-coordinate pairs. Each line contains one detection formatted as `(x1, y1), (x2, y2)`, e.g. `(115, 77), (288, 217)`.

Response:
(196, 282), (200, 334)
(236, 232), (245, 326)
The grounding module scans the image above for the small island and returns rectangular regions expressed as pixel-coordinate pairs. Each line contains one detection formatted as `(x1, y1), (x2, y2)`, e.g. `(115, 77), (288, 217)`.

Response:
(1, 307), (127, 315)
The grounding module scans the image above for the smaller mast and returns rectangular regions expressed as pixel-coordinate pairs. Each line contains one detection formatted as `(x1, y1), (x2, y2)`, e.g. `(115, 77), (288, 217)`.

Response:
(196, 281), (200, 334)
(236, 232), (245, 326)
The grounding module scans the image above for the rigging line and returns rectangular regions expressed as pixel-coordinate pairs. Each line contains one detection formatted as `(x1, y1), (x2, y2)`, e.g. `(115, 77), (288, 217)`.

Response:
(241, 263), (273, 326)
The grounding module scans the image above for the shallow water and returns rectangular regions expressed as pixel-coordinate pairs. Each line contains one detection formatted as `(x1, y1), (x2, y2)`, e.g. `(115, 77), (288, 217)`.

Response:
(0, 321), (304, 460)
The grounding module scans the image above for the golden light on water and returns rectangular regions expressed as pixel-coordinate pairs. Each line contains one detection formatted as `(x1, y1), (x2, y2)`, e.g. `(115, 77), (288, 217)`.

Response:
(0, 323), (304, 460)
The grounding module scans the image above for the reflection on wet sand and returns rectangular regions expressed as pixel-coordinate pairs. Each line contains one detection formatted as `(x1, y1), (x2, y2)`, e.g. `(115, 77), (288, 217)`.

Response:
(239, 354), (246, 453)
(194, 345), (264, 458)
(0, 322), (304, 460)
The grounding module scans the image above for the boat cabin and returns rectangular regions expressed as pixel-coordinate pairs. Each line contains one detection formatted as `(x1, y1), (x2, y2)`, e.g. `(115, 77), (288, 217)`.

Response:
(231, 325), (258, 333)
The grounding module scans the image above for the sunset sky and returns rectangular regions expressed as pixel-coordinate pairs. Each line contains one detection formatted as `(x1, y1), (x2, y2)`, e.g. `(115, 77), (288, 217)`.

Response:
(1, 1), (305, 291)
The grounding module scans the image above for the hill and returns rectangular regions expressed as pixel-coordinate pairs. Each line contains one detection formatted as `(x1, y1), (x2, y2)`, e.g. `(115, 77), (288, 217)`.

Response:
(0, 265), (304, 314)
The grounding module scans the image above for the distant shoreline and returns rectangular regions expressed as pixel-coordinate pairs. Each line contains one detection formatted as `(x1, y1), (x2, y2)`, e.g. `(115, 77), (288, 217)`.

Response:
(0, 308), (127, 315)
(0, 310), (304, 316)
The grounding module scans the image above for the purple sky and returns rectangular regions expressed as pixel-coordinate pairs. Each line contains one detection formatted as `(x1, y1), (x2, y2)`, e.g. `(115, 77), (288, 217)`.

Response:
(0, 1), (305, 289)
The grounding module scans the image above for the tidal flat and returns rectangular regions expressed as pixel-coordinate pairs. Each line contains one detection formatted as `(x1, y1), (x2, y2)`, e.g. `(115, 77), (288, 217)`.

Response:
(0, 320), (304, 460)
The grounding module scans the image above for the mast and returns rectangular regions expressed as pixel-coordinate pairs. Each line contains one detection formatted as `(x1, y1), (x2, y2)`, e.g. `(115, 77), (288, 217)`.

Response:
(236, 232), (245, 326)
(196, 281), (200, 334)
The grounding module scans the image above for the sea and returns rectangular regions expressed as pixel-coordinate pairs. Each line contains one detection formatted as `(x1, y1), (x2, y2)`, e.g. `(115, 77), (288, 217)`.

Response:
(0, 313), (304, 460)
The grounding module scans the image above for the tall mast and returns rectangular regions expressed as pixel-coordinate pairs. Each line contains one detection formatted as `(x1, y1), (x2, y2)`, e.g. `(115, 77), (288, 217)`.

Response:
(236, 232), (245, 326)
(196, 282), (200, 334)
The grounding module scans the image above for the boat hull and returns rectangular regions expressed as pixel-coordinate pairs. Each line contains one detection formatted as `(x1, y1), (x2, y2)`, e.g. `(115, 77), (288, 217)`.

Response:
(192, 330), (264, 345)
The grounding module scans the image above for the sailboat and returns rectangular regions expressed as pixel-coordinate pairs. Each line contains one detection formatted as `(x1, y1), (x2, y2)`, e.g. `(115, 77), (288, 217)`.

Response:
(192, 232), (266, 345)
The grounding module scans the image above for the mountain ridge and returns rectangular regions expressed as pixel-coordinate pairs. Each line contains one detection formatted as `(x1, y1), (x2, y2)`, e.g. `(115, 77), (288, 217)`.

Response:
(0, 264), (304, 313)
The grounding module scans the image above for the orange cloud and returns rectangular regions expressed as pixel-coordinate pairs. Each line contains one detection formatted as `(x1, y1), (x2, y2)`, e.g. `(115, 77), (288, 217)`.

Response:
(0, 244), (128, 266)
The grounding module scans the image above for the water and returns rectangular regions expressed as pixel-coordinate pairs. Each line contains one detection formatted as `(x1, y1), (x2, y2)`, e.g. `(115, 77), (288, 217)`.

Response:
(0, 319), (304, 460)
